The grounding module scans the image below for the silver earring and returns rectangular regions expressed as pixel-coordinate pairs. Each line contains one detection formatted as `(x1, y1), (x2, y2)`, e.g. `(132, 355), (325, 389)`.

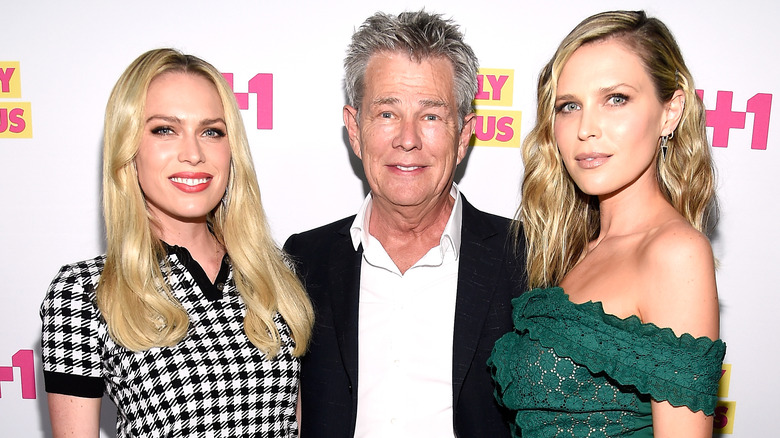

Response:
(221, 189), (229, 208)
(660, 131), (674, 161)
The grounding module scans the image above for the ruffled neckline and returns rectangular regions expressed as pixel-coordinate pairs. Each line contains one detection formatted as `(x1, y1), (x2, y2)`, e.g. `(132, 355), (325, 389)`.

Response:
(508, 287), (726, 415)
(514, 287), (723, 348)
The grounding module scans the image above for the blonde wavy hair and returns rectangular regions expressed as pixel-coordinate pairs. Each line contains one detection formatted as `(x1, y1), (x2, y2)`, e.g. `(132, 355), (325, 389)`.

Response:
(519, 11), (716, 288)
(98, 48), (313, 357)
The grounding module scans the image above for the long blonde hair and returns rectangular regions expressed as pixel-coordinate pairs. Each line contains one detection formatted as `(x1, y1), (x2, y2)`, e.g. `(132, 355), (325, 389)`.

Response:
(519, 11), (716, 288)
(98, 48), (313, 357)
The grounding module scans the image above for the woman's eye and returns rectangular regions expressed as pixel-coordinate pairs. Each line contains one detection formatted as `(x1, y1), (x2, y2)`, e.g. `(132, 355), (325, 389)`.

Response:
(608, 94), (628, 105)
(204, 128), (226, 138)
(151, 126), (174, 135)
(556, 102), (579, 113)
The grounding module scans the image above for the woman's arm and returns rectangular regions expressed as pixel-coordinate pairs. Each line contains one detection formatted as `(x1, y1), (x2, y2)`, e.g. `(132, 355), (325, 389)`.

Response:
(640, 224), (720, 437)
(296, 384), (302, 437)
(651, 400), (713, 438)
(48, 393), (101, 438)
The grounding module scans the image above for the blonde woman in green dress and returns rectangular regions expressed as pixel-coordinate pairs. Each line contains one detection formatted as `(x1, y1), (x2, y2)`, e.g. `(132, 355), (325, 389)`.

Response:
(489, 10), (725, 437)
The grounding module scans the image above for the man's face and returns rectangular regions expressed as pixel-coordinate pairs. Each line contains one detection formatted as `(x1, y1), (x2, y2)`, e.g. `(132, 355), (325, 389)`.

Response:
(344, 52), (475, 212)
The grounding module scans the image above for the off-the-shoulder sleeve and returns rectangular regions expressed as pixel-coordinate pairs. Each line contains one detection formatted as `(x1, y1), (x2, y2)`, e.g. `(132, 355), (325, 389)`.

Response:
(513, 287), (726, 415)
(40, 258), (105, 398)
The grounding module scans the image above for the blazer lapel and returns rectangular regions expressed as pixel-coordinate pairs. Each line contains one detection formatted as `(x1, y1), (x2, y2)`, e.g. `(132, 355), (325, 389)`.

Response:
(327, 222), (363, 391)
(451, 198), (505, 407)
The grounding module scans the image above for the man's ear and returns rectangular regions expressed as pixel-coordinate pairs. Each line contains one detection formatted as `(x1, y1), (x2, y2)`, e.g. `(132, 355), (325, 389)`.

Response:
(457, 113), (476, 164)
(344, 105), (362, 159)
(662, 89), (685, 136)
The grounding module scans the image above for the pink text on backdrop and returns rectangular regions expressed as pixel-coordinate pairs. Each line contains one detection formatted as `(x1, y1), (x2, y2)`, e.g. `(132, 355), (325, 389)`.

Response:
(0, 102), (32, 138)
(0, 62), (22, 98)
(0, 67), (16, 93)
(472, 109), (522, 147)
(475, 115), (514, 142)
(475, 74), (509, 101)
(0, 107), (26, 133)
(713, 401), (737, 433)
(222, 73), (273, 130)
(697, 89), (772, 150)
(714, 405), (730, 429)
(0, 350), (36, 399)
(474, 69), (515, 107)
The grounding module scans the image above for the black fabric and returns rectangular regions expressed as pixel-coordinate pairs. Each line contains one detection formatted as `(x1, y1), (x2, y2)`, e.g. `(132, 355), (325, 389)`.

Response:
(43, 370), (104, 398)
(163, 242), (230, 301)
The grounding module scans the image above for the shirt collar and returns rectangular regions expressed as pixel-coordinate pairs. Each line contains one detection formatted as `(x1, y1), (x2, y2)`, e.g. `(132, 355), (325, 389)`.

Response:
(350, 183), (463, 260)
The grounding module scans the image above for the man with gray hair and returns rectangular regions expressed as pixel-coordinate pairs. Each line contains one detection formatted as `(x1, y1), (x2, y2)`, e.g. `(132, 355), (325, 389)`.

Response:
(285, 10), (524, 437)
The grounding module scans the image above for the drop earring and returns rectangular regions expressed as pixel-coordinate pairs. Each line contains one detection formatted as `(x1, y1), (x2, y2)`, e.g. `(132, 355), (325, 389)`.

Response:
(660, 131), (674, 161)
(221, 188), (229, 208)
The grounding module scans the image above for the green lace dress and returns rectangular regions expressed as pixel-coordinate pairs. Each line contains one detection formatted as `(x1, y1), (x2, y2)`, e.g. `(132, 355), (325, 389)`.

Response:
(489, 287), (726, 437)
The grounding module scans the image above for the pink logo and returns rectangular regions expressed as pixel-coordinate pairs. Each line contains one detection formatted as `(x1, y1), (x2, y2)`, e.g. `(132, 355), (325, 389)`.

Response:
(697, 89), (772, 150)
(223, 73), (273, 130)
(0, 349), (35, 399)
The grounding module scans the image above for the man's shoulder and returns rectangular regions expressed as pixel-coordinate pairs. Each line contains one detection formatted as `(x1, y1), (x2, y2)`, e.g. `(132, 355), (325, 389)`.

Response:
(283, 215), (356, 255)
(291, 216), (355, 238)
(460, 195), (513, 235)
(469, 206), (512, 227)
(460, 195), (526, 278)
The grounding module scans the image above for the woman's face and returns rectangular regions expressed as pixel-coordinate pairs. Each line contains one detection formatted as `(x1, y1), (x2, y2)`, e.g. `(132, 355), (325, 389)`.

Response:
(135, 72), (231, 230)
(553, 39), (677, 199)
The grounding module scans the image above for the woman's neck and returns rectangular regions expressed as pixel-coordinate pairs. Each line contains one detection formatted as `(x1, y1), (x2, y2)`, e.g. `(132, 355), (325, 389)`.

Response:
(157, 221), (225, 282)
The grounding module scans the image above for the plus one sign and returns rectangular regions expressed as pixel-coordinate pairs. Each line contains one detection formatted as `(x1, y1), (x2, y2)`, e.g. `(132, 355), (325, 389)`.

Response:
(697, 90), (746, 148)
(221, 73), (273, 130)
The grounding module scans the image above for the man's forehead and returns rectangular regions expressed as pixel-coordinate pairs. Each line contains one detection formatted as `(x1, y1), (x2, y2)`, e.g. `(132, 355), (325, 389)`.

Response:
(368, 96), (448, 108)
(366, 50), (454, 70)
(362, 52), (456, 94)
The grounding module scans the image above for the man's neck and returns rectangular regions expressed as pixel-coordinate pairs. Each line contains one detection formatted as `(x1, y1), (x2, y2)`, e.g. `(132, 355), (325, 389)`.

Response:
(368, 193), (454, 274)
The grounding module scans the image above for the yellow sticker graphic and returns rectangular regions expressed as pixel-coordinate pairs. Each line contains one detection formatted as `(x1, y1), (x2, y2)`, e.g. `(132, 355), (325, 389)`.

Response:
(472, 109), (521, 147)
(0, 62), (21, 99)
(0, 102), (32, 138)
(475, 69), (514, 107)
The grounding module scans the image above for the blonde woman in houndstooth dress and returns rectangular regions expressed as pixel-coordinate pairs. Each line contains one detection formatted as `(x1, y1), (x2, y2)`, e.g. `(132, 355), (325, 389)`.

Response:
(41, 48), (313, 437)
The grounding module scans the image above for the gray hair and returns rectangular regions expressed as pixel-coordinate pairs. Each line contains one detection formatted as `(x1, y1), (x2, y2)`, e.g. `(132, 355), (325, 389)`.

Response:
(344, 10), (479, 124)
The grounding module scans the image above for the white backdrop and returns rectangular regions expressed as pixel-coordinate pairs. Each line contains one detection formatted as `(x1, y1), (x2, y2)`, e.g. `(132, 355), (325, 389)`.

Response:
(2, 0), (775, 435)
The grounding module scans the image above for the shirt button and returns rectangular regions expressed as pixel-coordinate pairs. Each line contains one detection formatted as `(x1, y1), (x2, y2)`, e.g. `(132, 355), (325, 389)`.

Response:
(216, 283), (224, 291)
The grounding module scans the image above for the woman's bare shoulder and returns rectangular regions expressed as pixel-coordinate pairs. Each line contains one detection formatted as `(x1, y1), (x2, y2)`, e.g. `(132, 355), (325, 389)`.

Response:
(637, 219), (719, 339)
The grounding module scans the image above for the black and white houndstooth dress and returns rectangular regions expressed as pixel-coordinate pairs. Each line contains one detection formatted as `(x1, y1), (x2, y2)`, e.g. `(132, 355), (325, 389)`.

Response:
(40, 245), (300, 437)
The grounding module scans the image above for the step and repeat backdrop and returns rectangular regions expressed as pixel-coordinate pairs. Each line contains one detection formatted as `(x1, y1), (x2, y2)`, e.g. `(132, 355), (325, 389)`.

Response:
(1, 0), (775, 436)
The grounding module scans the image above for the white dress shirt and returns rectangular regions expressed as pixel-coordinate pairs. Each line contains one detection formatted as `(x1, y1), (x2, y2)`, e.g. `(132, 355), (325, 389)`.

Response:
(350, 185), (462, 438)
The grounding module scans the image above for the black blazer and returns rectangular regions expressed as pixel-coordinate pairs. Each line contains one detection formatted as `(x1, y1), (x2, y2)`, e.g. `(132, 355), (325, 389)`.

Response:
(284, 196), (526, 437)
